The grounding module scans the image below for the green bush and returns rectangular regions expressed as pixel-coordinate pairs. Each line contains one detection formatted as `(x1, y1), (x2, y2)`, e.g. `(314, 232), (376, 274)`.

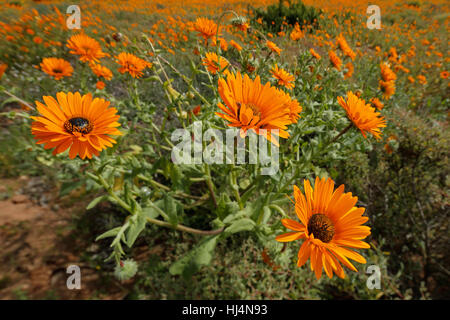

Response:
(337, 109), (449, 299)
(252, 0), (321, 33)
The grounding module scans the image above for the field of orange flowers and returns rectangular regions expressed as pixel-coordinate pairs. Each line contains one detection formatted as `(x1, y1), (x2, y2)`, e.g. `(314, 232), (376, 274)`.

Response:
(0, 0), (448, 300)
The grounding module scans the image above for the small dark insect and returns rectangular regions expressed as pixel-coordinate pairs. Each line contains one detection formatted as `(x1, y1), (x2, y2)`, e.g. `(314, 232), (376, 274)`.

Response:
(64, 117), (93, 134)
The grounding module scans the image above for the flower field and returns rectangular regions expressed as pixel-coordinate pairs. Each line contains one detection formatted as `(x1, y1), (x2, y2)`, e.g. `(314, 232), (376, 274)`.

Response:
(0, 0), (448, 300)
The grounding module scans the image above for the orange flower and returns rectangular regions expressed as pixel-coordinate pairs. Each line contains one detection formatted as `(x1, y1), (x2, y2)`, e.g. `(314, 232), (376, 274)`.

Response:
(384, 135), (398, 154)
(344, 62), (353, 79)
(309, 48), (321, 60)
(232, 19), (250, 33)
(329, 50), (342, 70)
(338, 91), (386, 140)
(202, 52), (228, 74)
(193, 17), (218, 41)
(379, 80), (396, 100)
(90, 63), (113, 80)
(115, 52), (152, 78)
(440, 71), (449, 79)
(40, 57), (73, 80)
(33, 36), (43, 44)
(96, 80), (106, 90)
(0, 63), (7, 80)
(266, 40), (282, 55)
(192, 105), (201, 116)
(290, 23), (304, 41)
(336, 33), (356, 60)
(370, 97), (384, 111)
(215, 71), (300, 145)
(212, 37), (228, 51)
(417, 75), (427, 85)
(31, 92), (122, 159)
(270, 65), (295, 90)
(380, 63), (397, 82)
(276, 177), (371, 279)
(229, 40), (242, 51)
(66, 33), (107, 63)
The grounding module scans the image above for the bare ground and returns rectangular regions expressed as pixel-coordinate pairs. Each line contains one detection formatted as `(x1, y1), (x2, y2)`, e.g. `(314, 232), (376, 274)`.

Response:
(0, 178), (129, 300)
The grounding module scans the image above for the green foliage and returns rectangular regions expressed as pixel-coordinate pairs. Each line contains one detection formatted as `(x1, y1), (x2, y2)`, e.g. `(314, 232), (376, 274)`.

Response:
(253, 0), (321, 33)
(338, 109), (449, 299)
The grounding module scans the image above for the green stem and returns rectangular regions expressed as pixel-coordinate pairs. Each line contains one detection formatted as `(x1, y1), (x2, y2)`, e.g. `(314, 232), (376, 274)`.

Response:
(91, 162), (223, 236)
(204, 163), (218, 208)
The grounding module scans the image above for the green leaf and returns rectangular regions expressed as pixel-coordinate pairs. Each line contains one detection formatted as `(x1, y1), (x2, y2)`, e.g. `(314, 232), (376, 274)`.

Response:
(142, 206), (160, 219)
(86, 195), (107, 210)
(126, 214), (147, 247)
(163, 193), (179, 226)
(258, 206), (272, 225)
(95, 227), (122, 241)
(222, 206), (251, 224)
(224, 218), (255, 235)
(169, 235), (220, 278)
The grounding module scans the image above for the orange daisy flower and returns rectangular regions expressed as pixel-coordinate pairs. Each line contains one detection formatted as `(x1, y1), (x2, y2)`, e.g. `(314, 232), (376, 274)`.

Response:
(31, 92), (122, 160)
(229, 40), (242, 52)
(440, 71), (449, 79)
(290, 23), (304, 41)
(380, 63), (397, 82)
(96, 80), (106, 90)
(344, 62), (353, 79)
(329, 50), (342, 70)
(115, 52), (152, 78)
(202, 52), (228, 74)
(309, 48), (321, 60)
(40, 57), (73, 80)
(193, 17), (219, 41)
(338, 91), (386, 140)
(379, 80), (396, 99)
(266, 40), (282, 55)
(90, 63), (113, 80)
(232, 18), (250, 33)
(276, 177), (371, 279)
(66, 33), (107, 63)
(336, 33), (356, 60)
(370, 97), (384, 111)
(417, 75), (427, 85)
(270, 65), (295, 90)
(216, 71), (300, 145)
(0, 63), (7, 80)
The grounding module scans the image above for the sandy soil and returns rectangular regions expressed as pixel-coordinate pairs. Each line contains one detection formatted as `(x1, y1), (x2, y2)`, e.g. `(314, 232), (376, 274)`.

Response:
(0, 178), (128, 300)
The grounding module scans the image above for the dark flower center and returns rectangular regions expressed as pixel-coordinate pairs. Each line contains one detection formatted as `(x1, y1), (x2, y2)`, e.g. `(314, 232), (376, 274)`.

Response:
(307, 213), (335, 243)
(52, 68), (63, 74)
(64, 117), (93, 134)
